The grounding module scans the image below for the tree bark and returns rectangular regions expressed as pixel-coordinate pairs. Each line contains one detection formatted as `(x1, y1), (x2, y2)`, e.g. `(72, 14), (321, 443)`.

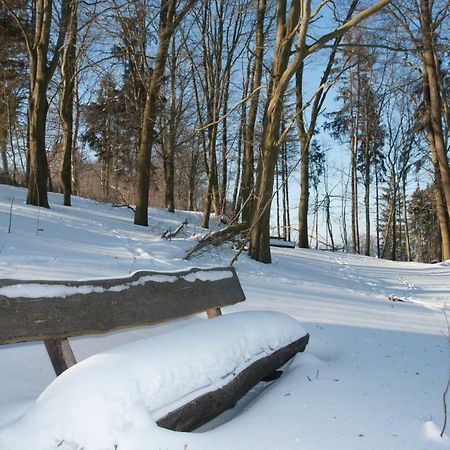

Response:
(351, 120), (360, 254)
(422, 49), (450, 259)
(241, 0), (266, 226)
(134, 0), (196, 226)
(59, 0), (77, 207)
(296, 0), (359, 249)
(420, 0), (450, 220)
(27, 0), (70, 208)
(249, 0), (390, 262)
(0, 123), (9, 183)
(364, 120), (370, 256)
(165, 38), (177, 213)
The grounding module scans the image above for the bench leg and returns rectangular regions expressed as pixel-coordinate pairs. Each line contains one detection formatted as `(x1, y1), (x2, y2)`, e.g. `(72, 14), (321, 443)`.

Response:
(44, 338), (77, 376)
(206, 307), (222, 319)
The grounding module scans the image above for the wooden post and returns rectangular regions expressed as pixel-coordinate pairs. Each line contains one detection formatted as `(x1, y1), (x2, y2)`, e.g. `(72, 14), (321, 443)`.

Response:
(44, 338), (77, 376)
(206, 307), (222, 318)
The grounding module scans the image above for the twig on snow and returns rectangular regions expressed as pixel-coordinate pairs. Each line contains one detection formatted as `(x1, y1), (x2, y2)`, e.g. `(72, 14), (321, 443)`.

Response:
(161, 220), (188, 240)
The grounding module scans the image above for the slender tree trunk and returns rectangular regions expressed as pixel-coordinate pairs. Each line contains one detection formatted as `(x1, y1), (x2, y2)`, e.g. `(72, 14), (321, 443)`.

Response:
(422, 56), (450, 259)
(27, 0), (69, 208)
(72, 74), (80, 196)
(351, 123), (360, 253)
(298, 130), (309, 247)
(165, 38), (177, 213)
(59, 0), (77, 207)
(135, 22), (172, 225)
(134, 0), (195, 225)
(0, 125), (9, 182)
(364, 109), (371, 256)
(249, 0), (390, 262)
(391, 182), (397, 261)
(219, 69), (231, 216)
(375, 159), (381, 258)
(249, 0), (304, 263)
(27, 82), (50, 207)
(282, 142), (290, 240)
(241, 0), (266, 226)
(421, 0), (450, 219)
(188, 146), (199, 212)
(232, 100), (245, 215)
(432, 146), (450, 260)
(250, 100), (285, 262)
(276, 160), (281, 237)
(296, 0), (358, 249)
(402, 175), (411, 261)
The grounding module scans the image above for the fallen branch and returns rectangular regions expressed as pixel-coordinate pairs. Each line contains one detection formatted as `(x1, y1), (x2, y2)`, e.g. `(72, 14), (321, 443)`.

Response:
(184, 223), (248, 260)
(8, 196), (14, 234)
(162, 220), (188, 240)
(387, 295), (405, 303)
(112, 203), (135, 213)
(111, 189), (135, 213)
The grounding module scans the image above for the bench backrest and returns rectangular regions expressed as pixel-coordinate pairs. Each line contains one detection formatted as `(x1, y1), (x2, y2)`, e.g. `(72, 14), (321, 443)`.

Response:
(0, 266), (245, 374)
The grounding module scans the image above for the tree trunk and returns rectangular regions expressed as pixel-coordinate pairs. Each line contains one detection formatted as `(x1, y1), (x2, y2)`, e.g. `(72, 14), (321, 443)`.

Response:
(134, 0), (194, 226)
(249, 101), (284, 263)
(165, 38), (177, 213)
(0, 124), (9, 183)
(422, 52), (450, 259)
(27, 0), (69, 208)
(375, 159), (381, 258)
(298, 130), (309, 247)
(351, 123), (360, 254)
(249, 0), (303, 263)
(364, 106), (371, 256)
(248, 0), (390, 262)
(391, 182), (397, 261)
(431, 144), (450, 260)
(59, 0), (77, 207)
(27, 82), (50, 207)
(420, 0), (450, 220)
(241, 0), (266, 226)
(188, 147), (199, 212)
(402, 175), (411, 262)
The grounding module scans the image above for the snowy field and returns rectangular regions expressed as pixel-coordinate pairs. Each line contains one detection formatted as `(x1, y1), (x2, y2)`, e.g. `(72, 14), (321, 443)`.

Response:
(0, 184), (449, 449)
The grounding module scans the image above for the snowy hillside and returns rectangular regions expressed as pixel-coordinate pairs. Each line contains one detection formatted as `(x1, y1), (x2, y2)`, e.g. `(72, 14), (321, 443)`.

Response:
(0, 185), (450, 449)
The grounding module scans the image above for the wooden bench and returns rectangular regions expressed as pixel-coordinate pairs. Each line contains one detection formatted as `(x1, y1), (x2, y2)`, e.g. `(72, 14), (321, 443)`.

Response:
(269, 236), (296, 248)
(0, 266), (309, 431)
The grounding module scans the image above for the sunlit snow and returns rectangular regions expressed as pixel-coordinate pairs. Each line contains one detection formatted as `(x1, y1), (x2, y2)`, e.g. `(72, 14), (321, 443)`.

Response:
(0, 185), (449, 450)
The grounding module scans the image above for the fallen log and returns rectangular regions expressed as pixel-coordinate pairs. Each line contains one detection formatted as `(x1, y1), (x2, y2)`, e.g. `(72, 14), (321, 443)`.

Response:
(184, 222), (248, 260)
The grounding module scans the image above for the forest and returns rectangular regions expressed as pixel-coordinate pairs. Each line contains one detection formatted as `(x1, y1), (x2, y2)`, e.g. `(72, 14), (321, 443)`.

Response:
(1, 0), (449, 264)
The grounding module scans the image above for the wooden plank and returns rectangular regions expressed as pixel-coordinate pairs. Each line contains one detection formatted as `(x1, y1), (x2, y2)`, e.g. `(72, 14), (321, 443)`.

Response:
(0, 267), (245, 344)
(44, 338), (77, 375)
(157, 333), (310, 431)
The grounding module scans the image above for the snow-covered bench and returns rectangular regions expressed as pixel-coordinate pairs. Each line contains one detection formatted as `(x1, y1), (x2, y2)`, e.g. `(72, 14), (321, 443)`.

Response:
(0, 267), (309, 434)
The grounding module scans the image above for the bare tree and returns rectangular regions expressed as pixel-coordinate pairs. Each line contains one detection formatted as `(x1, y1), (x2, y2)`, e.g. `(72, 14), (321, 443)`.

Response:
(249, 0), (391, 263)
(59, 0), (77, 206)
(134, 0), (196, 226)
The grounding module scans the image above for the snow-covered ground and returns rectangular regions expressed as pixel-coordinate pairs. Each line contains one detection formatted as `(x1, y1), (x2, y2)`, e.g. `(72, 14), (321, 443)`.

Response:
(0, 185), (449, 449)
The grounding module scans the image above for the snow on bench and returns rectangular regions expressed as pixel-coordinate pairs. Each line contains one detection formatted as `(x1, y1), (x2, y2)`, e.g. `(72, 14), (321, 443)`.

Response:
(269, 237), (296, 248)
(0, 312), (308, 450)
(0, 267), (309, 437)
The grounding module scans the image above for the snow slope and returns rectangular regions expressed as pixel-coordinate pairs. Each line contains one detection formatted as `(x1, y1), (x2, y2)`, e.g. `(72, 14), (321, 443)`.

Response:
(1, 185), (450, 449)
